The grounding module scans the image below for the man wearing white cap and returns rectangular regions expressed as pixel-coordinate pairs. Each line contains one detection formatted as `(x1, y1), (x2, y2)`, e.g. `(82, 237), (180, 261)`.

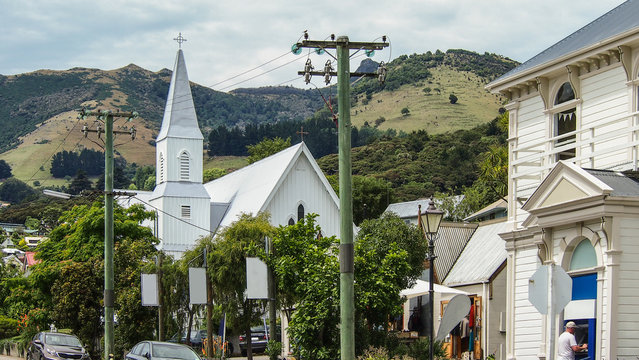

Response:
(558, 321), (587, 360)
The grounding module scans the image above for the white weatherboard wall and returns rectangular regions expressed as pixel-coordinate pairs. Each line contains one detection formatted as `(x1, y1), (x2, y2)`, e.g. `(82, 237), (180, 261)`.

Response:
(617, 217), (639, 357)
(511, 96), (546, 225)
(265, 155), (340, 237)
(579, 65), (631, 170)
(512, 246), (542, 359)
(155, 195), (210, 254)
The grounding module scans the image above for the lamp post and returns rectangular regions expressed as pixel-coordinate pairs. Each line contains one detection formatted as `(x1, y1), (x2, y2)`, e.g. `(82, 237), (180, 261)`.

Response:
(419, 198), (444, 360)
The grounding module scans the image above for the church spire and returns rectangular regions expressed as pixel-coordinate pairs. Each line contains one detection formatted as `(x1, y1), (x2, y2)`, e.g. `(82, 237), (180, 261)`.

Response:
(156, 49), (203, 141)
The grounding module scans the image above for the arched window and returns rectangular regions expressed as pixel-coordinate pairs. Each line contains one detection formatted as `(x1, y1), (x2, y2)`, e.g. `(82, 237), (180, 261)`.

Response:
(569, 239), (597, 270)
(297, 204), (305, 222)
(554, 82), (577, 160)
(159, 153), (165, 183)
(288, 218), (295, 226)
(179, 151), (190, 181)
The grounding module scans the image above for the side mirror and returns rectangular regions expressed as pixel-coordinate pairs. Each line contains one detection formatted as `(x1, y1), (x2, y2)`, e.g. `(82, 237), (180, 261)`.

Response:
(144, 352), (150, 359)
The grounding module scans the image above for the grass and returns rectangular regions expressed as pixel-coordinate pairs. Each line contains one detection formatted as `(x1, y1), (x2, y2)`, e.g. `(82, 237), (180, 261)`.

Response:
(350, 66), (504, 134)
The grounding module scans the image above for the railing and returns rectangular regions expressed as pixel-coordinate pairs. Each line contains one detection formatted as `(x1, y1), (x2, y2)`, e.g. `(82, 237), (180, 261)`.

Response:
(511, 110), (639, 183)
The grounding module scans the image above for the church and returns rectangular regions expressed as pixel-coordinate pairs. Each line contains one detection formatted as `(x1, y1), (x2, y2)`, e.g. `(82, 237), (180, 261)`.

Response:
(486, 1), (639, 359)
(126, 47), (342, 258)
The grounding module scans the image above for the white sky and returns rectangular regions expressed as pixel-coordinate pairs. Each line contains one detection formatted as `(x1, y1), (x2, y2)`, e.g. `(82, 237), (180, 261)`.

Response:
(0, 0), (626, 92)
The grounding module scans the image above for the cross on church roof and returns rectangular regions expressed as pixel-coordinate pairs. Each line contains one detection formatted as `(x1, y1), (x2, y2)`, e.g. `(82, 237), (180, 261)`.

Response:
(174, 33), (187, 48)
(297, 126), (309, 141)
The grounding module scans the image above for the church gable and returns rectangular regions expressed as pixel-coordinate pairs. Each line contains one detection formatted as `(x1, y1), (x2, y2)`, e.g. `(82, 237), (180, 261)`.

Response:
(522, 161), (613, 213)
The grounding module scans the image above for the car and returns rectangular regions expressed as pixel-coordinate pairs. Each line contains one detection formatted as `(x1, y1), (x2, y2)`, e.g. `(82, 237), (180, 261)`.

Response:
(238, 325), (280, 356)
(167, 329), (233, 356)
(125, 341), (200, 360)
(168, 329), (208, 349)
(27, 331), (90, 360)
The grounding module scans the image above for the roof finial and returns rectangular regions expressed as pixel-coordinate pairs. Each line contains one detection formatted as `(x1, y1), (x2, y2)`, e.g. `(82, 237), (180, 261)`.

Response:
(173, 33), (187, 49)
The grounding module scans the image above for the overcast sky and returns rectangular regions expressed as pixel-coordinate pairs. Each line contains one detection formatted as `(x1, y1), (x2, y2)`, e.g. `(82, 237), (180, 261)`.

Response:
(0, 0), (626, 92)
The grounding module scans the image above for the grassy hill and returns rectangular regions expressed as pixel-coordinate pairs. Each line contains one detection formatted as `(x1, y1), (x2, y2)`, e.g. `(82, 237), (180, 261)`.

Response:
(0, 49), (517, 189)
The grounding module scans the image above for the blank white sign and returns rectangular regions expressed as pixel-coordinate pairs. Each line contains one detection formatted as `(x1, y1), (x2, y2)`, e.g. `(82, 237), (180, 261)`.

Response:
(189, 267), (207, 305)
(141, 273), (158, 306)
(246, 257), (268, 299)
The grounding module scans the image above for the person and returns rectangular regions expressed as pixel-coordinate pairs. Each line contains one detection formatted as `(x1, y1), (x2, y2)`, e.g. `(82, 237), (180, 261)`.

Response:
(558, 321), (587, 360)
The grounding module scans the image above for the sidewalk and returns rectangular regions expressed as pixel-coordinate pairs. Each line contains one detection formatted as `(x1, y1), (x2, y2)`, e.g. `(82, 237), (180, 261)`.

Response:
(0, 355), (23, 360)
(0, 355), (269, 360)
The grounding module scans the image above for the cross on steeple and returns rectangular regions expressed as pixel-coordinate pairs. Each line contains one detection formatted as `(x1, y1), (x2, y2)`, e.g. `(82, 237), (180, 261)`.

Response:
(174, 33), (187, 48)
(297, 126), (309, 142)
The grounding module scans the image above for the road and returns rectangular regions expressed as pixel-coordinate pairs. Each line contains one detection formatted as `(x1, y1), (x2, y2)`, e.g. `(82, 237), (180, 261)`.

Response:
(0, 355), (270, 360)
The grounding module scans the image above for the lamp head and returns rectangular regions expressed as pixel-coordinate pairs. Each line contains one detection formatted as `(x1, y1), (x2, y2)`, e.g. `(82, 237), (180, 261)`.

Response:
(420, 197), (443, 235)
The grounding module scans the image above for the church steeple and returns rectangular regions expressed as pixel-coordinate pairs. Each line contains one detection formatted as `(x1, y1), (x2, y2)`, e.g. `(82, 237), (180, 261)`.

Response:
(156, 49), (203, 142)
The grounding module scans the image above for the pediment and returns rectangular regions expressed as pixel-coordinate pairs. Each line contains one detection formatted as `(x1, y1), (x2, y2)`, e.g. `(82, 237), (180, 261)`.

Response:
(522, 161), (613, 213)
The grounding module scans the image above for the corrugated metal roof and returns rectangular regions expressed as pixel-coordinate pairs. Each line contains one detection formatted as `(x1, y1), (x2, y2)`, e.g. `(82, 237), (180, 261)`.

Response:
(385, 199), (431, 218)
(434, 222), (479, 281)
(443, 220), (509, 286)
(203, 142), (340, 230)
(490, 0), (638, 85)
(585, 169), (639, 196)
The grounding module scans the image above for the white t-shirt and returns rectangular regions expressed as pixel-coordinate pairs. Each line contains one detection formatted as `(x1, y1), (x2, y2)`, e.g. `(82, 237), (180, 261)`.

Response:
(558, 331), (577, 360)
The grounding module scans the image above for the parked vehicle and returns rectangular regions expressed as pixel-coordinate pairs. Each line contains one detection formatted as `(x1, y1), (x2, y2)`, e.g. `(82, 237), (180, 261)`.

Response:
(239, 325), (280, 356)
(27, 332), (90, 360)
(168, 329), (233, 356)
(125, 341), (200, 360)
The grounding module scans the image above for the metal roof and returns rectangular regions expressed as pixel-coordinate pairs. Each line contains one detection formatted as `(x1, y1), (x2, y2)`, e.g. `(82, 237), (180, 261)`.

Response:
(490, 0), (639, 85)
(585, 169), (639, 196)
(203, 142), (340, 231)
(156, 49), (203, 142)
(443, 220), (509, 286)
(384, 199), (431, 219)
(433, 222), (479, 282)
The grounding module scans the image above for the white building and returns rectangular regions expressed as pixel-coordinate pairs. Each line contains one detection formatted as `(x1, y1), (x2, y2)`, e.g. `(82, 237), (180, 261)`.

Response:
(127, 48), (342, 259)
(486, 1), (639, 359)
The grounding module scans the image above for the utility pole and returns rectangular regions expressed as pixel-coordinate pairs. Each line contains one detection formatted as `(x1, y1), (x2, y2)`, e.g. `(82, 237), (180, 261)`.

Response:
(294, 34), (387, 360)
(79, 109), (137, 360)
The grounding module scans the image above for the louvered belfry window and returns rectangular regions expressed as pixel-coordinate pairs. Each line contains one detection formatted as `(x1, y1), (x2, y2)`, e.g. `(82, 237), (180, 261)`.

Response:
(180, 152), (190, 181)
(159, 153), (165, 183)
(181, 205), (191, 219)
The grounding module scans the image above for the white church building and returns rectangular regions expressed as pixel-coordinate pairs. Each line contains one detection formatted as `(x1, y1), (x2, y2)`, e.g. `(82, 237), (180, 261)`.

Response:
(128, 48), (342, 258)
(486, 1), (639, 359)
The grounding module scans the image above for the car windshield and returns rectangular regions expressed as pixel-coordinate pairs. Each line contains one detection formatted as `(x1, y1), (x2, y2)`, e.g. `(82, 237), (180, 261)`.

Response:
(45, 334), (82, 347)
(152, 344), (199, 360)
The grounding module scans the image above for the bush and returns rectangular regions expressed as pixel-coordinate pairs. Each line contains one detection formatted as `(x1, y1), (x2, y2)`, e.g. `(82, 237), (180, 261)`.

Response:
(0, 315), (19, 338)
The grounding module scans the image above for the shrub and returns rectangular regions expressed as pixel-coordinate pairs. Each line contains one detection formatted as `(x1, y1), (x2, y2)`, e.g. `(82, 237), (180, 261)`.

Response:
(0, 315), (20, 338)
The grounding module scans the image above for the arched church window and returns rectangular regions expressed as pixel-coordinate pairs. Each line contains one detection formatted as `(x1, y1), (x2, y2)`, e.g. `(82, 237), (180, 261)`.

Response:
(179, 151), (190, 181)
(569, 239), (597, 271)
(288, 218), (295, 226)
(297, 204), (305, 222)
(159, 153), (165, 183)
(554, 82), (577, 160)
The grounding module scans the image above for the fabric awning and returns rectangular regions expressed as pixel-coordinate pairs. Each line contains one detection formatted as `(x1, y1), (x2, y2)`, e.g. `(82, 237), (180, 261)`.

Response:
(400, 279), (469, 299)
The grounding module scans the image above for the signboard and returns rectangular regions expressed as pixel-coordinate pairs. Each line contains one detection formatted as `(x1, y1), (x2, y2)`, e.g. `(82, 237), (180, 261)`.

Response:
(436, 294), (471, 341)
(246, 257), (268, 299)
(189, 267), (207, 305)
(141, 273), (158, 306)
(528, 264), (573, 314)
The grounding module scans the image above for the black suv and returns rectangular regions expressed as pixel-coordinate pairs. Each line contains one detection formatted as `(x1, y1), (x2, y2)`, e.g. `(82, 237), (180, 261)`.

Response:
(239, 325), (280, 356)
(27, 332), (90, 360)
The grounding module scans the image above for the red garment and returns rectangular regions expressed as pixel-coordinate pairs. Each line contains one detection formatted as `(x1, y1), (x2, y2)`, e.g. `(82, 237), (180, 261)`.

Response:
(469, 303), (475, 328)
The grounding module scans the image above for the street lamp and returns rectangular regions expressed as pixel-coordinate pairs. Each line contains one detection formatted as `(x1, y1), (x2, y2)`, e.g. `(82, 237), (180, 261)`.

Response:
(419, 197), (443, 360)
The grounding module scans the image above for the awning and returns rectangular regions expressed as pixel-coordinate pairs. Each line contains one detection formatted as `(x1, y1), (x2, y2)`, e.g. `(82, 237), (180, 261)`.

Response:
(400, 279), (469, 299)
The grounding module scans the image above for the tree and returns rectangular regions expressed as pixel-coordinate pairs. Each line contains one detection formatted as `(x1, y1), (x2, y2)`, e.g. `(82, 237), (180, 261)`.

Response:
(401, 107), (410, 116)
(270, 215), (340, 360)
(0, 178), (38, 204)
(0, 160), (12, 179)
(449, 94), (458, 104)
(270, 213), (426, 359)
(246, 137), (291, 164)
(352, 175), (392, 225)
(203, 168), (227, 182)
(69, 170), (93, 195)
(207, 213), (275, 360)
